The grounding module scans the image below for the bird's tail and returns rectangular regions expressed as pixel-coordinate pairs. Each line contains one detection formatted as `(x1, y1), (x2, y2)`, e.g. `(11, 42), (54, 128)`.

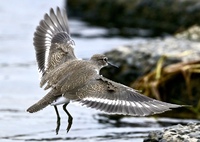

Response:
(27, 89), (59, 113)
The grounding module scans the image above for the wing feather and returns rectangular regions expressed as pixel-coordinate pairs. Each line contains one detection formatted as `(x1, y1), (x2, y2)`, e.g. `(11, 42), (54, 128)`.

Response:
(74, 76), (182, 116)
(33, 7), (76, 75)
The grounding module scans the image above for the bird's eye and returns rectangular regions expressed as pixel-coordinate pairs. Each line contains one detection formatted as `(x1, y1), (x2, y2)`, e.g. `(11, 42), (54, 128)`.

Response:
(103, 57), (108, 62)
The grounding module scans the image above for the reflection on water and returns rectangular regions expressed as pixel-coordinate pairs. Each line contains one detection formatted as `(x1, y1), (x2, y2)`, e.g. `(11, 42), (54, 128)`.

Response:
(0, 0), (200, 142)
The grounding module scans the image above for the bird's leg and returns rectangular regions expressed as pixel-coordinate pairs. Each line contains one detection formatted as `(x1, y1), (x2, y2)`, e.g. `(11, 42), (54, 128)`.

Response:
(63, 103), (73, 133)
(54, 106), (61, 135)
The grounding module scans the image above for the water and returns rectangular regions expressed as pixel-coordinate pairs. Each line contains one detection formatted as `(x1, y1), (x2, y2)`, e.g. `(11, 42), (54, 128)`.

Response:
(0, 0), (199, 142)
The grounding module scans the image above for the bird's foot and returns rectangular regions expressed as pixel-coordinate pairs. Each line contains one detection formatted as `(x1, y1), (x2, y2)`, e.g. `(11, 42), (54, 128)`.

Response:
(55, 117), (61, 135)
(66, 115), (73, 133)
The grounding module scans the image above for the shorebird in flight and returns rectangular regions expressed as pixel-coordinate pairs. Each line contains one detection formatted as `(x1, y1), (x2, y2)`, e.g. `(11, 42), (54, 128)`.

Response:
(27, 7), (182, 134)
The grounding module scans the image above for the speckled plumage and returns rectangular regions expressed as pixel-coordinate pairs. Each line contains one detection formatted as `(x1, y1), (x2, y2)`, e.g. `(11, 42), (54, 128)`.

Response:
(27, 7), (183, 134)
(33, 7), (76, 74)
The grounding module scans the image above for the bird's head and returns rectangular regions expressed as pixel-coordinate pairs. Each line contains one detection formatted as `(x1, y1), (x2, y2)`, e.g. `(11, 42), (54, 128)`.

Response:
(90, 54), (118, 69)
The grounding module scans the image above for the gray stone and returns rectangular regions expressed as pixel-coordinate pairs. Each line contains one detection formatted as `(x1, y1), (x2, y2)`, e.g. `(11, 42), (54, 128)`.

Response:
(176, 25), (200, 41)
(144, 123), (200, 142)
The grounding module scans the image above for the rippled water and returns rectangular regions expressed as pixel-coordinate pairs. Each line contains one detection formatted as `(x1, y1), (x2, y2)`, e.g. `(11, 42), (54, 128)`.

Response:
(0, 0), (199, 142)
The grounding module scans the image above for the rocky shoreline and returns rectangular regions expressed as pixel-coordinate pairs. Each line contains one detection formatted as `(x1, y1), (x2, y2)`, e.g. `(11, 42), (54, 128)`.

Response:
(144, 123), (200, 142)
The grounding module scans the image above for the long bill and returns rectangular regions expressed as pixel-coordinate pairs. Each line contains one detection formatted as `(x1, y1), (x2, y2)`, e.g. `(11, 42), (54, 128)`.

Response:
(108, 62), (118, 68)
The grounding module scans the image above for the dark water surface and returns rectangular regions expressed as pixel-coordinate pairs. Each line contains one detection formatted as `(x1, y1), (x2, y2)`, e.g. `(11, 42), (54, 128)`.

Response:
(0, 0), (199, 142)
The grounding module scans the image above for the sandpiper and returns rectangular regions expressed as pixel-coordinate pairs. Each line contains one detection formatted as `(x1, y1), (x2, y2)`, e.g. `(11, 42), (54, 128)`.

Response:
(27, 7), (183, 134)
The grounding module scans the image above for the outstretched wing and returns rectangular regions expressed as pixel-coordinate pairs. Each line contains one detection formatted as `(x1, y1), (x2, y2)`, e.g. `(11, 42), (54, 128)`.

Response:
(33, 7), (76, 74)
(74, 76), (182, 116)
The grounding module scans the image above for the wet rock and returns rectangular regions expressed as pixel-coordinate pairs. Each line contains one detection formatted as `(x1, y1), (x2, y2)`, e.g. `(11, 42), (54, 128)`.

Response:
(144, 123), (200, 142)
(67, 0), (200, 37)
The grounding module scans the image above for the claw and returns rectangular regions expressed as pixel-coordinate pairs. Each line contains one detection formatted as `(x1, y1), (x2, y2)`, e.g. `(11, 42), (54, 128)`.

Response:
(66, 114), (73, 133)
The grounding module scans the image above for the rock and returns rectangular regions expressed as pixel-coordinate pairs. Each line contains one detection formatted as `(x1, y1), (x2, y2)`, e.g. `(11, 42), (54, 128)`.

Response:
(143, 131), (163, 142)
(101, 37), (200, 118)
(176, 25), (200, 41)
(102, 37), (200, 85)
(67, 0), (200, 37)
(144, 123), (200, 142)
